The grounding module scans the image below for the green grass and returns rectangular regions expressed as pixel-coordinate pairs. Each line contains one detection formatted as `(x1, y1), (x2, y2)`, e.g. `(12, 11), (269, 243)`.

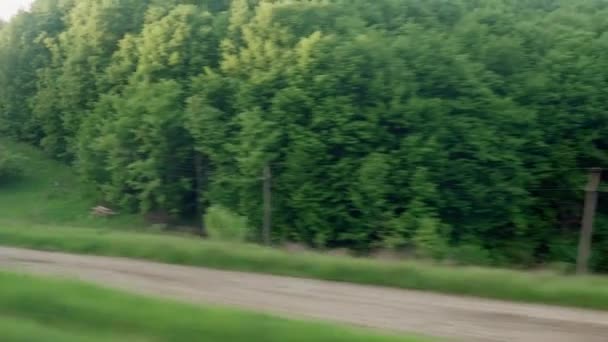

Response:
(0, 316), (139, 342)
(0, 139), (143, 229)
(0, 271), (428, 342)
(2, 140), (608, 312)
(2, 223), (608, 311)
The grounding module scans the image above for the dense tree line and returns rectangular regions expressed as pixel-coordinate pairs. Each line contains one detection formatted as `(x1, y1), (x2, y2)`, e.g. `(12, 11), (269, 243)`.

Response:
(1, 0), (608, 270)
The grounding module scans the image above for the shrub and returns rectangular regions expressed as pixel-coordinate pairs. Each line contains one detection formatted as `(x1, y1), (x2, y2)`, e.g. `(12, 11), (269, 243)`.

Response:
(204, 205), (250, 243)
(449, 244), (494, 266)
(0, 145), (24, 183)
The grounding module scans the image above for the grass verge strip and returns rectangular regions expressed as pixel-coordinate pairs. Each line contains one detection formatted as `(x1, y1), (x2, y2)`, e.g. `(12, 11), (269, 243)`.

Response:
(0, 271), (428, 342)
(1, 224), (608, 311)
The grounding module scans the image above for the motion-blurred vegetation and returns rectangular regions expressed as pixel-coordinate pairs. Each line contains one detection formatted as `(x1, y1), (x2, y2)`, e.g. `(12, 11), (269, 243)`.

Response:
(205, 205), (250, 242)
(1, 0), (608, 270)
(0, 144), (24, 184)
(0, 271), (430, 342)
(2, 224), (608, 311)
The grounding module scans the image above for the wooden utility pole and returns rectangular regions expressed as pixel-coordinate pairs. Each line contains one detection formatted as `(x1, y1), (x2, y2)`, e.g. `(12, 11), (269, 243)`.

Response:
(263, 164), (272, 245)
(576, 167), (602, 274)
(194, 152), (207, 237)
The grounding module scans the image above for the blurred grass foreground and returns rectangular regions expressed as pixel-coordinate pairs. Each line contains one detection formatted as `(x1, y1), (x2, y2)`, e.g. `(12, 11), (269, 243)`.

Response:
(0, 271), (428, 342)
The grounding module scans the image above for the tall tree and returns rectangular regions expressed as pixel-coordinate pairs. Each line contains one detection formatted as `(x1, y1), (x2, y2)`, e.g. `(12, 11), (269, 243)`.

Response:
(2, 0), (608, 270)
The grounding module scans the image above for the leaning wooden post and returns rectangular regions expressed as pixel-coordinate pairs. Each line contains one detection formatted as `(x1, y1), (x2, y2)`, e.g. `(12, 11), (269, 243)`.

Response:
(194, 152), (207, 237)
(576, 167), (602, 274)
(262, 164), (272, 245)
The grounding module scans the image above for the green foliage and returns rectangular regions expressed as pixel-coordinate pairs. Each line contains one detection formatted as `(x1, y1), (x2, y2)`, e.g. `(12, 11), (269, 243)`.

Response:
(448, 244), (494, 266)
(2, 0), (608, 270)
(0, 145), (24, 183)
(205, 205), (250, 242)
(412, 217), (448, 260)
(0, 140), (142, 228)
(0, 271), (427, 342)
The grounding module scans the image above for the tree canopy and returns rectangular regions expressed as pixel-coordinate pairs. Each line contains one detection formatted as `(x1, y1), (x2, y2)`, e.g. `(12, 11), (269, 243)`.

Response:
(1, 0), (607, 270)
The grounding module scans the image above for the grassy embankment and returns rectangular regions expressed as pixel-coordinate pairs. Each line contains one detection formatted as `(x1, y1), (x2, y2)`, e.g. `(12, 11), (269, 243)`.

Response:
(0, 271), (429, 342)
(2, 140), (608, 311)
(0, 140), (143, 229)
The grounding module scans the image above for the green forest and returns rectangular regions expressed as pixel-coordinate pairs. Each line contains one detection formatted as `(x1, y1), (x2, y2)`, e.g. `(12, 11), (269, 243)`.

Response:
(1, 0), (607, 270)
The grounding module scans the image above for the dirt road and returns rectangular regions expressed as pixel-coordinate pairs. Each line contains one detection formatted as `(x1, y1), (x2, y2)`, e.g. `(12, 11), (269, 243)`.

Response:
(1, 247), (607, 342)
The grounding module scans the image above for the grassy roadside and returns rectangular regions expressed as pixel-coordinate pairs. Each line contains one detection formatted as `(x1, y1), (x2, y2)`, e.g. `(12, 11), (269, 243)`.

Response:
(0, 271), (429, 342)
(2, 223), (608, 311)
(0, 139), (143, 229)
(2, 139), (608, 312)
